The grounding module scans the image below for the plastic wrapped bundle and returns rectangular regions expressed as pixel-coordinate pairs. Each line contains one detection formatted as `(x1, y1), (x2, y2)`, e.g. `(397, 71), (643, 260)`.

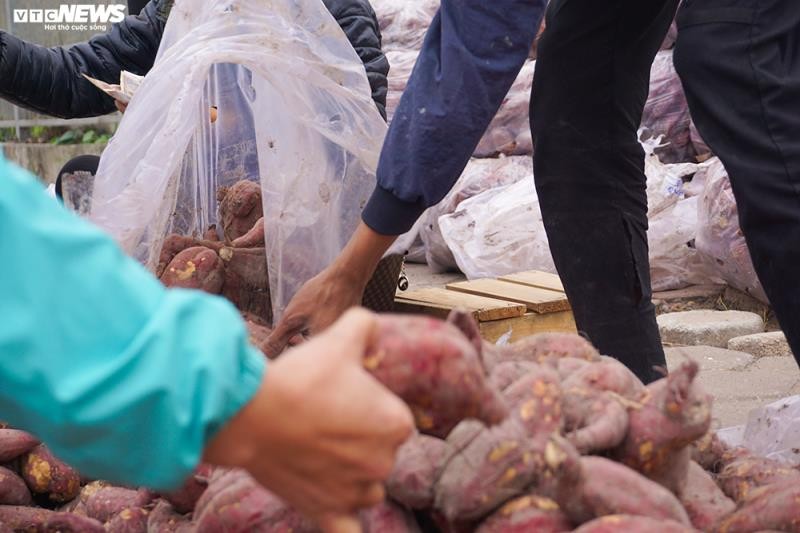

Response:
(695, 158), (767, 302)
(474, 61), (536, 158)
(641, 51), (693, 164)
(420, 157), (533, 273)
(371, 0), (439, 52)
(385, 50), (419, 123)
(88, 0), (387, 321)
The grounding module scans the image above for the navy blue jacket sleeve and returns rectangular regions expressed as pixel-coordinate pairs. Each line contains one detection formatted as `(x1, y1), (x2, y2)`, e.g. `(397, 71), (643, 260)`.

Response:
(362, 0), (547, 235)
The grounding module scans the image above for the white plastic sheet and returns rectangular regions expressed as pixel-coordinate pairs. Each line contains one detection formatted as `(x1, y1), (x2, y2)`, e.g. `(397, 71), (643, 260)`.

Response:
(741, 396), (800, 466)
(421, 157), (533, 273)
(89, 0), (387, 321)
(695, 158), (767, 302)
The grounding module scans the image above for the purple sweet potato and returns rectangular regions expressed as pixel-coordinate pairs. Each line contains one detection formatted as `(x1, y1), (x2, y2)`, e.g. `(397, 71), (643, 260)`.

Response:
(445, 309), (485, 365)
(572, 515), (697, 533)
(148, 500), (192, 533)
(691, 431), (732, 472)
(387, 434), (448, 510)
(475, 495), (572, 533)
(161, 464), (213, 514)
(713, 480), (800, 533)
(43, 512), (106, 532)
(104, 506), (150, 533)
(230, 217), (265, 248)
(156, 235), (225, 278)
(20, 444), (80, 502)
(561, 356), (646, 399)
(86, 486), (154, 523)
(365, 315), (508, 438)
(0, 429), (40, 462)
(194, 469), (316, 533)
(219, 247), (271, 325)
(482, 332), (602, 372)
(488, 361), (540, 393)
(613, 360), (712, 494)
(360, 500), (421, 533)
(435, 370), (576, 522)
(562, 391), (629, 454)
(0, 465), (31, 505)
(715, 449), (800, 503)
(160, 246), (225, 294)
(557, 456), (690, 526)
(0, 505), (103, 531)
(217, 180), (263, 242)
(680, 461), (735, 531)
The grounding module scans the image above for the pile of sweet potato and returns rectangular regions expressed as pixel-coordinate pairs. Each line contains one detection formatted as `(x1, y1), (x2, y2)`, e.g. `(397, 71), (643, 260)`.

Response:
(5, 309), (799, 532)
(157, 179), (273, 343)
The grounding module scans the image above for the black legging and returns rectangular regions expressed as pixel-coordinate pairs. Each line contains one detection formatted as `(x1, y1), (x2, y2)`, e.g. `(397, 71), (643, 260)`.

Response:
(54, 155), (100, 200)
(675, 0), (800, 369)
(531, 0), (680, 383)
(127, 0), (149, 16)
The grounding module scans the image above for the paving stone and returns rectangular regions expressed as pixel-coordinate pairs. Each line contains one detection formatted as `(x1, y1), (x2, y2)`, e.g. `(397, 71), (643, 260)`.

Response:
(665, 346), (754, 372)
(727, 331), (793, 358)
(658, 310), (764, 348)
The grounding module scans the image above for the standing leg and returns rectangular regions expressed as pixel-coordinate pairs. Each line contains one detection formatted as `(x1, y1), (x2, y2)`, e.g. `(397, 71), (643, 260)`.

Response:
(532, 0), (679, 383)
(674, 0), (800, 368)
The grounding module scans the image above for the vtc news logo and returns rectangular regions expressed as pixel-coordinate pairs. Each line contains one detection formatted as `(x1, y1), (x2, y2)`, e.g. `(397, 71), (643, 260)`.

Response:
(13, 4), (127, 24)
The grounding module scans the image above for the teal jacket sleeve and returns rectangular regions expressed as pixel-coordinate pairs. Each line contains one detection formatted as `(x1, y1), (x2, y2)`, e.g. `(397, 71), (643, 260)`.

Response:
(0, 155), (266, 490)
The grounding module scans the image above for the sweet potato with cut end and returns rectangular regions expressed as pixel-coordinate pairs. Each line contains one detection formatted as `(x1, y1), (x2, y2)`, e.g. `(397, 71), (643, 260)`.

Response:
(219, 247), (271, 325)
(713, 480), (800, 533)
(562, 390), (629, 454)
(715, 450), (800, 503)
(0, 429), (40, 462)
(204, 224), (220, 242)
(86, 486), (154, 523)
(161, 464), (213, 514)
(148, 500), (192, 533)
(680, 461), (735, 531)
(0, 465), (31, 505)
(105, 507), (150, 533)
(160, 246), (225, 294)
(20, 444), (80, 502)
(231, 217), (265, 248)
(572, 515), (697, 533)
(43, 512), (106, 532)
(194, 470), (316, 533)
(557, 456), (690, 526)
(691, 431), (731, 472)
(475, 495), (572, 533)
(435, 370), (575, 522)
(613, 360), (712, 494)
(387, 434), (448, 510)
(366, 315), (508, 438)
(360, 500), (421, 532)
(555, 357), (593, 380)
(218, 180), (263, 242)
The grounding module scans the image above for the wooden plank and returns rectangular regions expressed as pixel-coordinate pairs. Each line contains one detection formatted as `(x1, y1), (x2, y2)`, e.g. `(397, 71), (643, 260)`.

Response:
(479, 311), (577, 344)
(394, 287), (526, 322)
(499, 271), (565, 293)
(393, 299), (460, 320)
(446, 279), (571, 314)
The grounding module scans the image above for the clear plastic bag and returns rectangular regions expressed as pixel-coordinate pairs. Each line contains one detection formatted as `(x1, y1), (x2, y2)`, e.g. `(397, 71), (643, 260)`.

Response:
(371, 0), (439, 52)
(385, 49), (419, 123)
(89, 0), (387, 321)
(695, 158), (767, 302)
(641, 50), (693, 164)
(741, 396), (800, 466)
(439, 178), (556, 280)
(474, 61), (535, 158)
(421, 156), (533, 273)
